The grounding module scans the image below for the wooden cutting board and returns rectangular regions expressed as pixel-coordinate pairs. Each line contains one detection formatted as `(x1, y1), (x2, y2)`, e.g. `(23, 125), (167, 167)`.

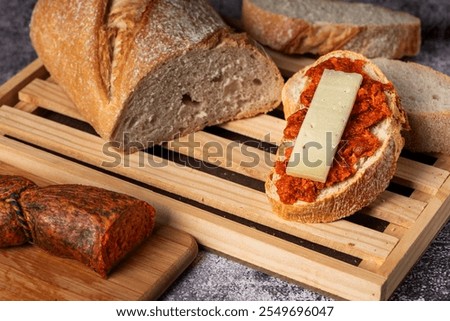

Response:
(0, 222), (197, 300)
(0, 59), (449, 301)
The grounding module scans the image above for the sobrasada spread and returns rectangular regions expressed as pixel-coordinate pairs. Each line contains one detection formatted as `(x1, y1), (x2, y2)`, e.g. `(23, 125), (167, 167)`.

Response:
(275, 57), (393, 204)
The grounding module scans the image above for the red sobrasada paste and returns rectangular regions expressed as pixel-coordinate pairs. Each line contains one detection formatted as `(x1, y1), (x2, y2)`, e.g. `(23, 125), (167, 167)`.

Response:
(275, 57), (394, 204)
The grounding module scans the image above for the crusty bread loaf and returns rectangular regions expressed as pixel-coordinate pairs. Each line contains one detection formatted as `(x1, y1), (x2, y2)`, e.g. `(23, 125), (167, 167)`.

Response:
(372, 58), (450, 155)
(267, 50), (407, 223)
(30, 0), (283, 152)
(242, 0), (421, 59)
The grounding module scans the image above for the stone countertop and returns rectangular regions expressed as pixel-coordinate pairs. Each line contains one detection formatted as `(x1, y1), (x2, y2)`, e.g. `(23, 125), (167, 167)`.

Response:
(0, 0), (448, 301)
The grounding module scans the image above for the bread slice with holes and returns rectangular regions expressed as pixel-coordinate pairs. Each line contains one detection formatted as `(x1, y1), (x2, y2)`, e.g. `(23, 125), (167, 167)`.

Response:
(30, 0), (283, 152)
(266, 50), (407, 223)
(372, 58), (450, 155)
(242, 0), (421, 59)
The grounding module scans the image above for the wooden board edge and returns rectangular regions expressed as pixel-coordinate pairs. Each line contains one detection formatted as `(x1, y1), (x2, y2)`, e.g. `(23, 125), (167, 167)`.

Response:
(0, 59), (48, 106)
(167, 208), (387, 301)
(0, 224), (198, 301)
(139, 225), (199, 300)
(378, 175), (450, 300)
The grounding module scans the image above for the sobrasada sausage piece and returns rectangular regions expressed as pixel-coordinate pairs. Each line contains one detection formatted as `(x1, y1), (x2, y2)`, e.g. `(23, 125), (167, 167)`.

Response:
(0, 175), (156, 278)
(19, 184), (156, 278)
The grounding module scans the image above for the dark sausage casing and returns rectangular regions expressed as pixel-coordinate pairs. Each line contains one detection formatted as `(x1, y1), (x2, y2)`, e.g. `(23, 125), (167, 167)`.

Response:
(19, 184), (155, 278)
(0, 176), (37, 247)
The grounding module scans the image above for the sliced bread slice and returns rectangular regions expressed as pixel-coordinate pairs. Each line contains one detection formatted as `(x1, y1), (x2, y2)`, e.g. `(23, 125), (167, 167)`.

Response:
(242, 0), (421, 58)
(267, 50), (407, 223)
(373, 58), (450, 155)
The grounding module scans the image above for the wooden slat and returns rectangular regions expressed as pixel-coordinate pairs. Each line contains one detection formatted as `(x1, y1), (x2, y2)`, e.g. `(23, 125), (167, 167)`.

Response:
(0, 105), (399, 261)
(217, 110), (450, 193)
(361, 191), (427, 228)
(393, 157), (449, 194)
(14, 100), (38, 113)
(18, 78), (281, 180)
(19, 78), (84, 121)
(218, 116), (450, 195)
(382, 223), (408, 239)
(0, 136), (387, 300)
(220, 114), (285, 144)
(0, 161), (55, 187)
(168, 131), (274, 181)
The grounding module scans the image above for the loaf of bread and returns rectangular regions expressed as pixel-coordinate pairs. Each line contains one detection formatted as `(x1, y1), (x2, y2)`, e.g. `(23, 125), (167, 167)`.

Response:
(372, 58), (450, 155)
(0, 175), (155, 278)
(242, 0), (421, 59)
(266, 50), (407, 223)
(30, 0), (283, 152)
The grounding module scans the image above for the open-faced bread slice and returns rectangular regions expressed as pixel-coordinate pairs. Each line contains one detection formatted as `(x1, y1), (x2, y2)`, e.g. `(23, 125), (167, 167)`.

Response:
(266, 50), (407, 223)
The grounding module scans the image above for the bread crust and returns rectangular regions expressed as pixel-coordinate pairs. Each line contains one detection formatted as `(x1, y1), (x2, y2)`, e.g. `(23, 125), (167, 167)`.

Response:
(266, 50), (406, 223)
(242, 0), (421, 59)
(30, 0), (111, 137)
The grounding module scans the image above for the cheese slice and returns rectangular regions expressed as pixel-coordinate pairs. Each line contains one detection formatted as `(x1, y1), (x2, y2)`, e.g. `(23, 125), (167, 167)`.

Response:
(286, 69), (363, 183)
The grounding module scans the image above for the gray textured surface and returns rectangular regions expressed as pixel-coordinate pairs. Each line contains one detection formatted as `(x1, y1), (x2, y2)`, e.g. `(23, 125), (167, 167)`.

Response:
(0, 0), (448, 301)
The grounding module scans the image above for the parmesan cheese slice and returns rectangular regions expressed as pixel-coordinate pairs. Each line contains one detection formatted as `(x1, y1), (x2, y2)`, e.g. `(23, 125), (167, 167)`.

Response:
(286, 69), (363, 183)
